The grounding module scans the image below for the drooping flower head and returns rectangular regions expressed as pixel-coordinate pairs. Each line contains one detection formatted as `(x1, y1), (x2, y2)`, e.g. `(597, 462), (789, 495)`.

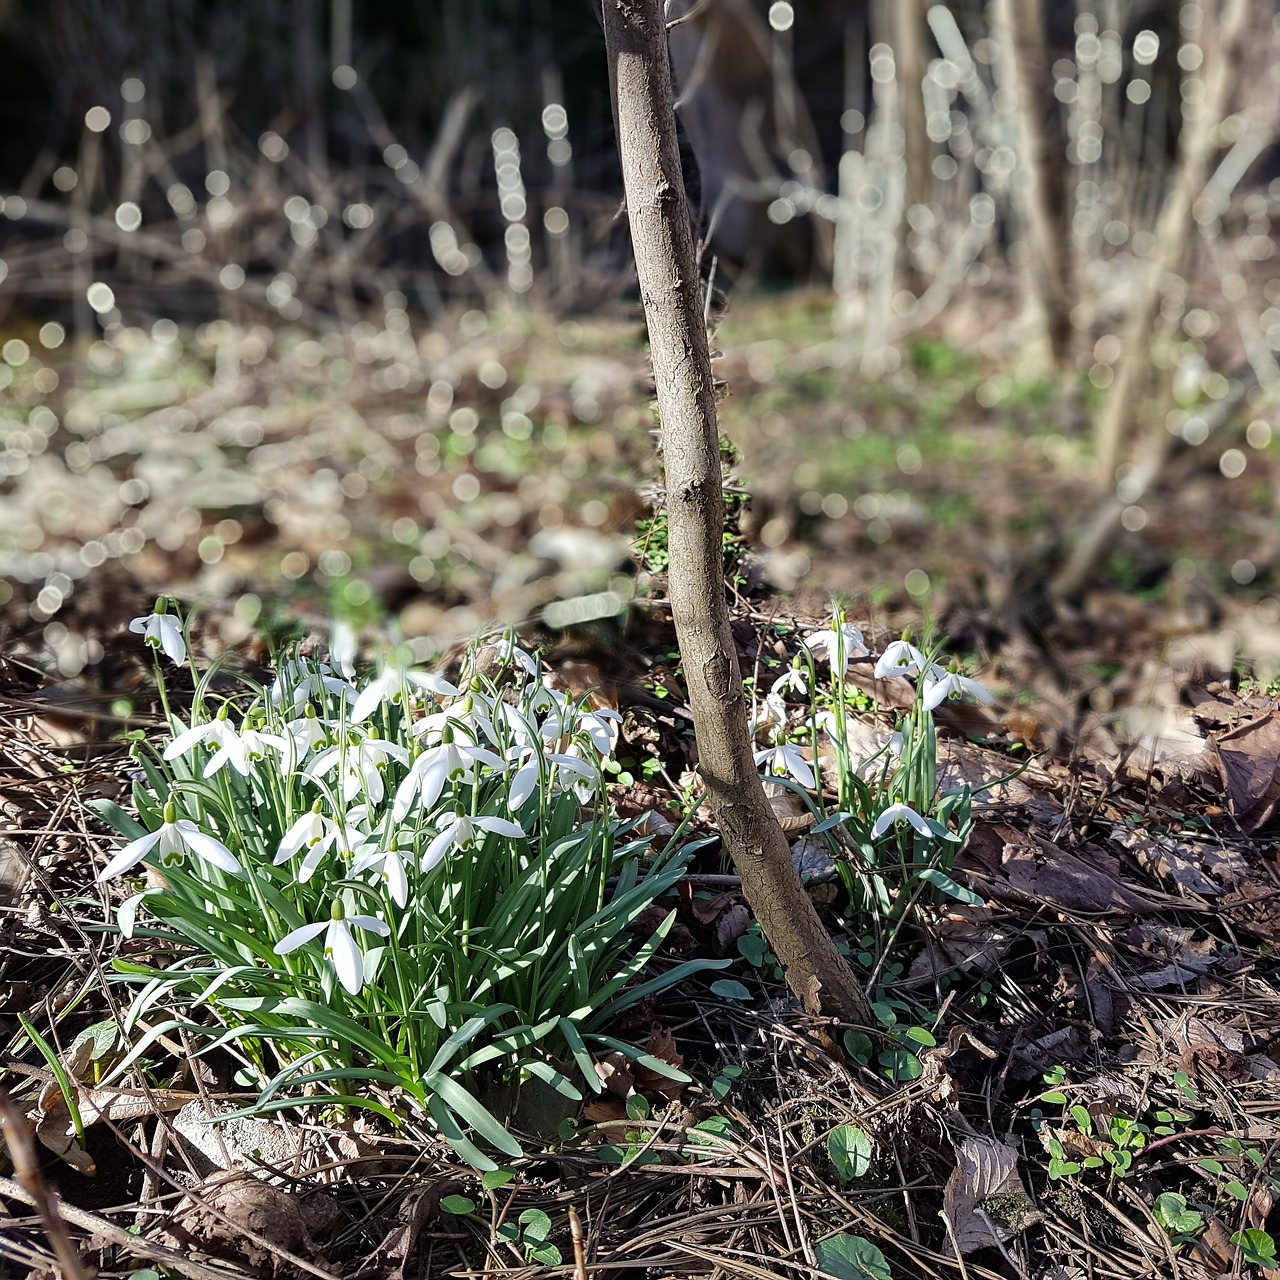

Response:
(922, 669), (994, 712)
(129, 599), (187, 667)
(98, 800), (240, 881)
(274, 900), (389, 995)
(803, 607), (866, 670)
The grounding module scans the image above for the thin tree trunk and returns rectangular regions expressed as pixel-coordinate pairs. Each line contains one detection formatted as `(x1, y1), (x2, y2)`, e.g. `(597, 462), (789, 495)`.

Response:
(887, 0), (928, 296)
(1090, 0), (1248, 491)
(992, 0), (1073, 376)
(601, 0), (871, 1027)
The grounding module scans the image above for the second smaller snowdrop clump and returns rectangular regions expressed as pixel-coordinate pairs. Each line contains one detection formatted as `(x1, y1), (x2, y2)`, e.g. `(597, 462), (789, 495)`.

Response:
(95, 607), (724, 1170)
(754, 605), (992, 922)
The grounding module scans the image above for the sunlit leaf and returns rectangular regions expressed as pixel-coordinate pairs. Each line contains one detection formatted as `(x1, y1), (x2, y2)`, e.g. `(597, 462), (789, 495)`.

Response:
(815, 1233), (892, 1280)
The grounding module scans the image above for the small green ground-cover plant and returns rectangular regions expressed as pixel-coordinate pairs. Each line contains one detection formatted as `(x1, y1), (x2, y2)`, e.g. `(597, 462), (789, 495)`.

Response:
(93, 603), (725, 1169)
(1033, 1067), (1280, 1266)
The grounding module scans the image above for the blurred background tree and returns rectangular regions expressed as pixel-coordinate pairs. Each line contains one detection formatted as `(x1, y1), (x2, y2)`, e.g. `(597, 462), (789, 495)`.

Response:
(0, 0), (1278, 630)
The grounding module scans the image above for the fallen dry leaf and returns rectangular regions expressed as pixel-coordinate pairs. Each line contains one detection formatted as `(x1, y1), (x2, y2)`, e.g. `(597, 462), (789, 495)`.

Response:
(160, 1175), (338, 1277)
(907, 906), (1015, 984)
(1212, 713), (1280, 831)
(961, 823), (1167, 915)
(352, 1186), (445, 1280)
(943, 1136), (1041, 1254)
(1110, 824), (1221, 897)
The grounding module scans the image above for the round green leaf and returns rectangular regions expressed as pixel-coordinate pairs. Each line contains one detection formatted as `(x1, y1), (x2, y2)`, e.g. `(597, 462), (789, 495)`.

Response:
(441, 1195), (476, 1215)
(519, 1208), (552, 1243)
(827, 1125), (873, 1182)
(710, 979), (752, 1002)
(815, 1233), (892, 1280)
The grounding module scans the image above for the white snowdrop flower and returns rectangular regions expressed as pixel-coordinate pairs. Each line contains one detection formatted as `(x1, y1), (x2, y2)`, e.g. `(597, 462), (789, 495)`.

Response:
(488, 630), (541, 678)
(814, 708), (859, 746)
(802, 610), (867, 668)
(412, 693), (497, 748)
(922, 670), (994, 712)
(129, 605), (187, 666)
(278, 710), (332, 769)
(577, 706), (622, 758)
(870, 802), (934, 840)
(274, 903), (389, 995)
(329, 620), (359, 681)
(750, 692), (790, 736)
(270, 659), (357, 714)
(274, 807), (364, 882)
(420, 812), (525, 874)
(306, 733), (410, 805)
(874, 640), (927, 679)
(97, 804), (240, 881)
(350, 663), (459, 724)
(754, 741), (816, 789)
(771, 663), (809, 698)
(351, 837), (412, 909)
(392, 733), (505, 821)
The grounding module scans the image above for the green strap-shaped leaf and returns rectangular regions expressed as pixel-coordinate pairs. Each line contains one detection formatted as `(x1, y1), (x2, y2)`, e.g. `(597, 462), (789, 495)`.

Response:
(423, 1071), (522, 1158)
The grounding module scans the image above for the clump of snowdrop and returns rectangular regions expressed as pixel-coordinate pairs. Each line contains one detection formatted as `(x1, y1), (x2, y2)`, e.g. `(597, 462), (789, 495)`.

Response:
(94, 607), (721, 1170)
(749, 607), (993, 921)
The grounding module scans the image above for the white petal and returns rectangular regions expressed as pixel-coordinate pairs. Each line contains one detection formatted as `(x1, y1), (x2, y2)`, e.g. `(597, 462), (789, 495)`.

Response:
(463, 745), (505, 771)
(96, 828), (162, 881)
(407, 670), (459, 698)
(350, 679), (388, 724)
(415, 755), (450, 811)
(157, 617), (188, 665)
(871, 803), (932, 839)
(781, 747), (816, 789)
(384, 859), (408, 909)
(348, 914), (391, 937)
(391, 769), (423, 823)
(874, 641), (926, 679)
(164, 721), (210, 759)
(330, 622), (358, 680)
(474, 816), (525, 838)
(273, 919), (328, 955)
(176, 822), (242, 873)
(420, 823), (457, 874)
(962, 676), (995, 705)
(307, 745), (341, 776)
(922, 677), (955, 712)
(327, 919), (365, 994)
(297, 833), (338, 882)
(551, 754), (598, 781)
(508, 761), (539, 811)
(275, 812), (319, 861)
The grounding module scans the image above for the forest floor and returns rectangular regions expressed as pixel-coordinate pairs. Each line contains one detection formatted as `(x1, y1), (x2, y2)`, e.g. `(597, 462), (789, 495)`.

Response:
(2, 289), (1279, 1279)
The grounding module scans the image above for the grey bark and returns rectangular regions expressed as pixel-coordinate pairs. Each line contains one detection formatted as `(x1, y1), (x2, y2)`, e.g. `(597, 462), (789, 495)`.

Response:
(886, 0), (929, 295)
(602, 0), (871, 1026)
(993, 0), (1073, 375)
(1090, 0), (1249, 491)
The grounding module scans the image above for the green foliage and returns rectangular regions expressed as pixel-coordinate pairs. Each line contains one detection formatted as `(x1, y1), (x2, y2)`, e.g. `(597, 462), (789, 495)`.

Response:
(827, 1125), (873, 1182)
(634, 434), (748, 577)
(94, 611), (727, 1168)
(710, 1064), (743, 1100)
(1152, 1192), (1204, 1238)
(1035, 1066), (1280, 1267)
(815, 1233), (892, 1280)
